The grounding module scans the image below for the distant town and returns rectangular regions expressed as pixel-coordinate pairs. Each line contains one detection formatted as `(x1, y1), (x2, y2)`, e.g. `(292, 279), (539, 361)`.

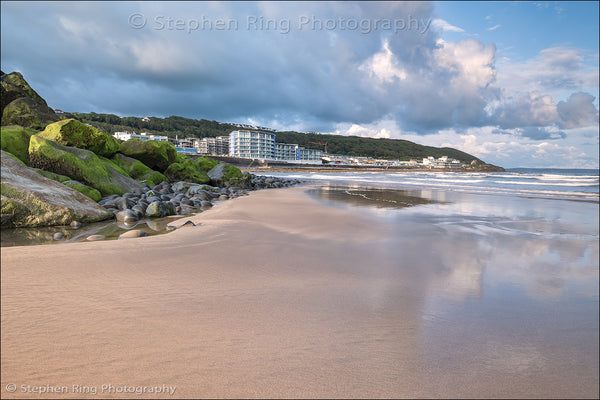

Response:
(113, 129), (469, 169)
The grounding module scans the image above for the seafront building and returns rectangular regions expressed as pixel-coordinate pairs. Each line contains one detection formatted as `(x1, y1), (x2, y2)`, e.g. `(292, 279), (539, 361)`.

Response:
(229, 130), (276, 159)
(198, 136), (230, 156)
(114, 129), (463, 167)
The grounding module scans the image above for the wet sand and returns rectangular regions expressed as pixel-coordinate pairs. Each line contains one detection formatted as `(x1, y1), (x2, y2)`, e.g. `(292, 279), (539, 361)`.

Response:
(1, 185), (598, 398)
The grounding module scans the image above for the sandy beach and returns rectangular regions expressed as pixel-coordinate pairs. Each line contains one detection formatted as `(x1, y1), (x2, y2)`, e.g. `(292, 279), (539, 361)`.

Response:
(1, 185), (598, 399)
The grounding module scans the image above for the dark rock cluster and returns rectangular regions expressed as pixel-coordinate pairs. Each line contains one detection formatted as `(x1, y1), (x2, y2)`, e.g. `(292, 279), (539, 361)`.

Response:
(97, 175), (303, 222)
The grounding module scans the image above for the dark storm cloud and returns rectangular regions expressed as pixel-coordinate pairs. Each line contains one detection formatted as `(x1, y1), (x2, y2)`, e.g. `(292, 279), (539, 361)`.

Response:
(1, 1), (597, 136)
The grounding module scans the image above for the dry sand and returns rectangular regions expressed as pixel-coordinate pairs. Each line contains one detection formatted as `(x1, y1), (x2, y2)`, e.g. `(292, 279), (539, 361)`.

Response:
(1, 186), (598, 398)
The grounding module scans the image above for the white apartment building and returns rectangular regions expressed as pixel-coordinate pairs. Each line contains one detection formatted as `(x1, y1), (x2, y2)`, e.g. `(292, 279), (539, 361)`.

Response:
(275, 143), (299, 161)
(198, 136), (230, 155)
(296, 147), (323, 162)
(229, 130), (275, 159)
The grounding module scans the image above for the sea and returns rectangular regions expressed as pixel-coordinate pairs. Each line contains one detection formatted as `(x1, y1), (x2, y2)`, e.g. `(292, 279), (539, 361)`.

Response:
(255, 168), (600, 202)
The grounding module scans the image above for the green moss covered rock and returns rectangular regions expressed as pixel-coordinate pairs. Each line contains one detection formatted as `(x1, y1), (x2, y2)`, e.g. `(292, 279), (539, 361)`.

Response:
(1, 97), (60, 130)
(32, 168), (72, 183)
(63, 180), (102, 202)
(28, 135), (144, 196)
(119, 138), (177, 172)
(195, 156), (219, 172)
(0, 126), (37, 165)
(111, 153), (168, 186)
(164, 159), (210, 184)
(1, 150), (112, 228)
(1, 71), (47, 107)
(39, 119), (119, 157)
(207, 163), (251, 187)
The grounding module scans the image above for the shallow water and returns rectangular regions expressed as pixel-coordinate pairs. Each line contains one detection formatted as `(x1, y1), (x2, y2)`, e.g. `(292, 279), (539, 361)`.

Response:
(0, 215), (189, 247)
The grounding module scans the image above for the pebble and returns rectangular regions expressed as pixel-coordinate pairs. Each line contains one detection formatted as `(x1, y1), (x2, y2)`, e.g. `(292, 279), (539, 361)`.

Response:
(53, 232), (64, 240)
(118, 230), (148, 239)
(86, 235), (105, 241)
(70, 220), (82, 229)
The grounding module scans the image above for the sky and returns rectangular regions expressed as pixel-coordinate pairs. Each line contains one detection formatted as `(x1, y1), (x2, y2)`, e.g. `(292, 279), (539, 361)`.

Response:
(1, 1), (598, 168)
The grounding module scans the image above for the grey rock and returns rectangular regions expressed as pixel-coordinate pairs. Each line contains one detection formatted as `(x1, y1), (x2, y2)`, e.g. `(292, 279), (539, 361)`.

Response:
(70, 220), (82, 229)
(116, 209), (139, 222)
(146, 201), (169, 218)
(1, 151), (112, 228)
(86, 234), (105, 241)
(118, 230), (147, 239)
(219, 194), (229, 201)
(53, 232), (64, 240)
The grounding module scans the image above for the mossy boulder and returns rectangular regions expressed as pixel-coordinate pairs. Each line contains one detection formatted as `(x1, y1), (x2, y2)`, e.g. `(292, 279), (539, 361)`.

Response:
(0, 126), (37, 165)
(1, 97), (60, 130)
(1, 150), (112, 228)
(32, 168), (72, 183)
(28, 135), (145, 196)
(111, 153), (168, 186)
(164, 159), (210, 184)
(39, 119), (119, 157)
(1, 71), (47, 108)
(195, 156), (219, 172)
(62, 180), (102, 202)
(119, 138), (178, 172)
(207, 163), (251, 187)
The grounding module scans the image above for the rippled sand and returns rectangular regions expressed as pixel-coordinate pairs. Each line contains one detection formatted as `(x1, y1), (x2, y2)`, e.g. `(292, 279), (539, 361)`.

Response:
(2, 185), (598, 398)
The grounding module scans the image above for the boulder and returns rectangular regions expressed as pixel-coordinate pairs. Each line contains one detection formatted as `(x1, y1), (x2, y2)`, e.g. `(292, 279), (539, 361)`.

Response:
(111, 153), (168, 186)
(145, 201), (169, 218)
(1, 97), (60, 130)
(1, 71), (60, 129)
(38, 119), (119, 157)
(164, 158), (210, 184)
(1, 71), (47, 108)
(1, 150), (112, 228)
(194, 156), (219, 172)
(0, 126), (37, 165)
(207, 163), (251, 187)
(62, 180), (102, 202)
(119, 138), (178, 172)
(28, 134), (145, 196)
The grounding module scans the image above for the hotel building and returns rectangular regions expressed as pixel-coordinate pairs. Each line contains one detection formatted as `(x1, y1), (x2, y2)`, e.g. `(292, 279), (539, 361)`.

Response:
(229, 130), (275, 159)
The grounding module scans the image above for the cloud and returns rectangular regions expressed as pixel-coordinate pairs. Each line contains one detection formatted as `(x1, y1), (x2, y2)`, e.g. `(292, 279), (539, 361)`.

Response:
(431, 18), (465, 32)
(557, 92), (599, 129)
(487, 24), (501, 31)
(1, 1), (598, 168)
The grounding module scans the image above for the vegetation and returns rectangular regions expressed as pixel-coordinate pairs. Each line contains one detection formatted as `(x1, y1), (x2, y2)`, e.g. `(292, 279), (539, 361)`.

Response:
(74, 112), (486, 163)
(118, 138), (178, 172)
(0, 126), (38, 164)
(29, 135), (126, 195)
(39, 119), (120, 157)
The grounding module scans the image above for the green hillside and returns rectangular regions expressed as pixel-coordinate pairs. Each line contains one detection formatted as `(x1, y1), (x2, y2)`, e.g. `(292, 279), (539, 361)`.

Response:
(73, 112), (489, 165)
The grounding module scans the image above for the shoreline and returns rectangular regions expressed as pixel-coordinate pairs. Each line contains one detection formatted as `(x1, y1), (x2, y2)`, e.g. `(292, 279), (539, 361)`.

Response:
(2, 185), (598, 398)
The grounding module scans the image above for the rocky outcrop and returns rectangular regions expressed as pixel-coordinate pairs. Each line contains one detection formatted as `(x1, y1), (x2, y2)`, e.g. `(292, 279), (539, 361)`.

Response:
(39, 119), (120, 157)
(1, 71), (60, 129)
(28, 134), (146, 196)
(119, 138), (178, 172)
(1, 150), (112, 228)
